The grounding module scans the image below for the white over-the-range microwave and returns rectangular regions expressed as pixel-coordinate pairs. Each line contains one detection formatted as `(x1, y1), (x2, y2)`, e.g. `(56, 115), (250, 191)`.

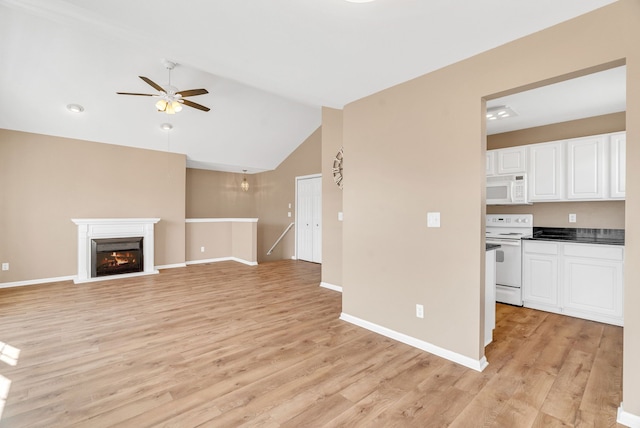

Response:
(486, 173), (529, 205)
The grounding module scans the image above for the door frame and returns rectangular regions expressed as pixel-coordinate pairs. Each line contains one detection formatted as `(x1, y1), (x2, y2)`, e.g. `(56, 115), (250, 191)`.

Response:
(294, 173), (322, 261)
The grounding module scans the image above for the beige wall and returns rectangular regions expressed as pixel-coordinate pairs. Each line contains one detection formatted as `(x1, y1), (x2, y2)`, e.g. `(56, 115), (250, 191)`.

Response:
(0, 129), (186, 283)
(184, 128), (321, 264)
(232, 222), (258, 263)
(186, 169), (257, 218)
(185, 220), (257, 264)
(487, 112), (625, 228)
(255, 128), (322, 263)
(340, 0), (640, 415)
(185, 222), (232, 261)
(488, 112), (625, 149)
(487, 201), (625, 229)
(321, 107), (344, 287)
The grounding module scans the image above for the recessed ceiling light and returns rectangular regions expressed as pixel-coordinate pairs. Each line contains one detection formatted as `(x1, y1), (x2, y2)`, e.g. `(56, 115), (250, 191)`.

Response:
(486, 105), (517, 121)
(160, 123), (173, 131)
(66, 104), (84, 113)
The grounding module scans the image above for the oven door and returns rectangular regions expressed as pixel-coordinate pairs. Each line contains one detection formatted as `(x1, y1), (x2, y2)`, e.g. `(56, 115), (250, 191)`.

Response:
(486, 237), (523, 305)
(486, 238), (522, 287)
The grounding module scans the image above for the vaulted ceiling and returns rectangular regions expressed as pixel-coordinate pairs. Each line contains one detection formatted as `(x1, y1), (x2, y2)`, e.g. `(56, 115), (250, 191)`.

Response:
(0, 0), (618, 172)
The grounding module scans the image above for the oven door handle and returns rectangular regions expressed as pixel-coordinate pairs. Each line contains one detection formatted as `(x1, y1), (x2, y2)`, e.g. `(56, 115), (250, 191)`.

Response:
(486, 239), (522, 247)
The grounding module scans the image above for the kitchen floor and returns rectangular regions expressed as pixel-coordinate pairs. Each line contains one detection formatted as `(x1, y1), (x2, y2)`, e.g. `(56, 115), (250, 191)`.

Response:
(485, 303), (623, 427)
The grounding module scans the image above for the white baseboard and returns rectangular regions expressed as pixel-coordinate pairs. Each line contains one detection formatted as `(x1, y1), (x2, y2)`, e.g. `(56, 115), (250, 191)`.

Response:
(0, 275), (76, 289)
(156, 263), (187, 270)
(340, 312), (488, 372)
(320, 282), (343, 293)
(186, 257), (257, 267)
(618, 404), (640, 427)
(74, 270), (159, 284)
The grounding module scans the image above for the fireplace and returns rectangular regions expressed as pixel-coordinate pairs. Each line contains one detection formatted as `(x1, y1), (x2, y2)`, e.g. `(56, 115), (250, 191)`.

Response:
(72, 218), (160, 283)
(91, 237), (143, 277)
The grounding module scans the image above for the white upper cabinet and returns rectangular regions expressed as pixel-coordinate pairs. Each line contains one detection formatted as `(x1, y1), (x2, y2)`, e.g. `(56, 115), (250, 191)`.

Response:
(610, 131), (626, 199)
(528, 141), (564, 201)
(487, 131), (625, 202)
(566, 135), (606, 200)
(496, 146), (527, 174)
(486, 151), (496, 176)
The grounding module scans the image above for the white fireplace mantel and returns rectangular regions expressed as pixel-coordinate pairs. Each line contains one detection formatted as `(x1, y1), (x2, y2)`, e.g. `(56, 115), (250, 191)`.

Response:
(71, 218), (160, 283)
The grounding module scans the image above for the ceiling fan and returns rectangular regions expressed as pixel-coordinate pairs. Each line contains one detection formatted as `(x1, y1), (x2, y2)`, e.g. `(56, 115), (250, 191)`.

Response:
(117, 60), (210, 114)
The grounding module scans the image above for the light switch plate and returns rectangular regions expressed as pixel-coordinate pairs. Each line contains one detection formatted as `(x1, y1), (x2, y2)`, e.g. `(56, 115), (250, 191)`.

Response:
(427, 212), (441, 228)
(338, 211), (343, 221)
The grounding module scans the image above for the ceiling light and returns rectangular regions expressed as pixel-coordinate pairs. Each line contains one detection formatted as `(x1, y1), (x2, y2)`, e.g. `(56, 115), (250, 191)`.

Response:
(486, 105), (518, 121)
(160, 123), (173, 131)
(66, 104), (84, 113)
(241, 169), (249, 192)
(156, 99), (167, 111)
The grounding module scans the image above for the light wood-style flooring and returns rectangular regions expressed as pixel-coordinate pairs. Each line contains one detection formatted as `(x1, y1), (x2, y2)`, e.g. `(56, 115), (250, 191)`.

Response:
(0, 260), (624, 427)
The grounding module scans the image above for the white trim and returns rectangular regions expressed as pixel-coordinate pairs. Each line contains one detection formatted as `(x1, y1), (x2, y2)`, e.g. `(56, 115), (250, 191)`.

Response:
(185, 218), (258, 223)
(618, 404), (640, 427)
(296, 173), (322, 181)
(71, 218), (160, 283)
(0, 275), (75, 289)
(340, 312), (489, 372)
(156, 263), (187, 270)
(186, 257), (257, 266)
(75, 270), (159, 284)
(320, 282), (343, 293)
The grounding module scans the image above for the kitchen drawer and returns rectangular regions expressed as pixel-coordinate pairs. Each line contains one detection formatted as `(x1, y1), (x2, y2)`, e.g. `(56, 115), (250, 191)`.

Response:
(563, 243), (624, 261)
(524, 241), (559, 255)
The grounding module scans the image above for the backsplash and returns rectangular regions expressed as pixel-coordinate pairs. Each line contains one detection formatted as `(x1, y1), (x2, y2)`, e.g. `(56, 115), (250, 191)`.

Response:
(486, 200), (625, 229)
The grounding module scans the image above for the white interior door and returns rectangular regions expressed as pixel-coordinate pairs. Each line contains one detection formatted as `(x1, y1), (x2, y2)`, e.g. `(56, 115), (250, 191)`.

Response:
(296, 175), (322, 263)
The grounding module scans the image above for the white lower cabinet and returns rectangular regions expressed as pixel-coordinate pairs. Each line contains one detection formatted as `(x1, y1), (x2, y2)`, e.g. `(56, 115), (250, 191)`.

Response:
(523, 241), (624, 326)
(523, 242), (559, 309)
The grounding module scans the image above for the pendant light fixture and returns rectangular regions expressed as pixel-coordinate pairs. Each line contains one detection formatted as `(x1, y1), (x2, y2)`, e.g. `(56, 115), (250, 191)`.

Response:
(241, 169), (249, 192)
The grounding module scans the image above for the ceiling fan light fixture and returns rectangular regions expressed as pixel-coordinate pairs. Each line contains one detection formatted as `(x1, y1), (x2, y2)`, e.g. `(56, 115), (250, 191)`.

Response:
(171, 101), (183, 113)
(156, 99), (167, 111)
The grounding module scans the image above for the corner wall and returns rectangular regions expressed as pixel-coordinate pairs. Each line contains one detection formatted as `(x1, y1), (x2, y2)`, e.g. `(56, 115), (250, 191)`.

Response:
(255, 128), (322, 263)
(0, 129), (186, 284)
(340, 0), (640, 417)
(321, 107), (344, 288)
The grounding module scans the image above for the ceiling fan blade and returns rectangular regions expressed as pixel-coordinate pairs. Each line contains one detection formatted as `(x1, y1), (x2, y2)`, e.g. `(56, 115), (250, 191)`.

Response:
(177, 88), (209, 97)
(116, 92), (154, 96)
(182, 99), (211, 112)
(139, 76), (165, 93)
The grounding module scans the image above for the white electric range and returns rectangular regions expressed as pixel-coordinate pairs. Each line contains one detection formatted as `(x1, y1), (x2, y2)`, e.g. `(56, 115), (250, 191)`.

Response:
(486, 214), (533, 306)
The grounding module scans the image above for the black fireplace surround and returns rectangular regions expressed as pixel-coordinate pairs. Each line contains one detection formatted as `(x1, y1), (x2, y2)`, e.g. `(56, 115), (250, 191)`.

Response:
(91, 237), (144, 278)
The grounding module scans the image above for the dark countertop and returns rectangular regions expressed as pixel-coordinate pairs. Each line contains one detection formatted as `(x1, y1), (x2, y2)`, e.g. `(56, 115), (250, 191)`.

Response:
(486, 243), (501, 251)
(525, 227), (625, 246)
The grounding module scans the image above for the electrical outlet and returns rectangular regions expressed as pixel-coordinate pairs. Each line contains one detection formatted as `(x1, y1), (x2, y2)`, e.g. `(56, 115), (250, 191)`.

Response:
(1, 263), (8, 271)
(416, 304), (424, 319)
(569, 213), (577, 223)
(200, 246), (205, 253)
(288, 212), (291, 218)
